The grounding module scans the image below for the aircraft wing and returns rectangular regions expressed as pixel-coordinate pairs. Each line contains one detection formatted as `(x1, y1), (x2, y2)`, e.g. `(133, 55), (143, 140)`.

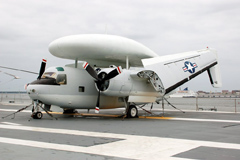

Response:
(140, 48), (222, 94)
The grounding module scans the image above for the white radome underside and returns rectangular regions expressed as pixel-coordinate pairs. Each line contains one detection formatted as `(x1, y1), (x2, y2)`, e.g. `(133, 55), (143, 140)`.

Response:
(48, 34), (158, 67)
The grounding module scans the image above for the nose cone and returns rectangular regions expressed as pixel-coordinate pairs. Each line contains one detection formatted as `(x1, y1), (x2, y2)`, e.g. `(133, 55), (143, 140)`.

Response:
(26, 84), (38, 100)
(26, 84), (49, 101)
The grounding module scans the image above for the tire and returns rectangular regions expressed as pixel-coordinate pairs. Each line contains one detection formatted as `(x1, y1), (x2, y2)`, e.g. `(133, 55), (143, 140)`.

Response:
(127, 105), (138, 118)
(33, 112), (43, 119)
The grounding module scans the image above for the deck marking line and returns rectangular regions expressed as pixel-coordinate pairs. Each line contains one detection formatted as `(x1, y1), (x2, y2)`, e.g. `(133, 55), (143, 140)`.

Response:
(139, 116), (240, 123)
(172, 118), (240, 123)
(0, 109), (31, 113)
(139, 116), (173, 120)
(1, 125), (240, 160)
(1, 108), (240, 123)
(1, 122), (21, 126)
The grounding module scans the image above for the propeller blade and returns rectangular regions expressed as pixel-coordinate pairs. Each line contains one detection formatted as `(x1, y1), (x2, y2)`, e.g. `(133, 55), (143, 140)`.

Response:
(95, 89), (101, 113)
(104, 66), (122, 80)
(83, 62), (99, 80)
(37, 59), (47, 79)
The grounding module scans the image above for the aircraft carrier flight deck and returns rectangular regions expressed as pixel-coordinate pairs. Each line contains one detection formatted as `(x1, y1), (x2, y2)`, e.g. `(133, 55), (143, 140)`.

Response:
(1, 96), (240, 160)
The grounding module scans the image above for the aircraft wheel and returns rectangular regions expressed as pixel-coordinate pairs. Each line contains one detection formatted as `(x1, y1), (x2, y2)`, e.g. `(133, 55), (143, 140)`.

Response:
(127, 105), (138, 118)
(32, 112), (43, 119)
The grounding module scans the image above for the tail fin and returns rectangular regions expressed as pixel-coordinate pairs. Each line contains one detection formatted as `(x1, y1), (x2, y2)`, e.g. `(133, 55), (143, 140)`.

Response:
(207, 49), (222, 88)
(207, 63), (222, 88)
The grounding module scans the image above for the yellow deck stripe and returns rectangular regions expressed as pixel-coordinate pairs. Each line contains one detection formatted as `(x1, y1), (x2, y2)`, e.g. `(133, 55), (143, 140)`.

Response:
(80, 113), (121, 118)
(44, 112), (172, 119)
(45, 112), (121, 117)
(139, 116), (173, 120)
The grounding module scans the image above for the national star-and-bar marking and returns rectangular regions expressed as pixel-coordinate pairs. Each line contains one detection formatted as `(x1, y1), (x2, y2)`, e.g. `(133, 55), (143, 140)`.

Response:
(182, 61), (198, 74)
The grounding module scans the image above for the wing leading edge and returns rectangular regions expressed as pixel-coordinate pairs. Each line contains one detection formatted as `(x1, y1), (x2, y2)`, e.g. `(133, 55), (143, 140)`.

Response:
(140, 48), (222, 94)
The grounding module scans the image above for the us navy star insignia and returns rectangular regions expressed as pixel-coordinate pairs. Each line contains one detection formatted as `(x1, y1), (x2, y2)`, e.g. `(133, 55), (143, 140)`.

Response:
(182, 61), (198, 73)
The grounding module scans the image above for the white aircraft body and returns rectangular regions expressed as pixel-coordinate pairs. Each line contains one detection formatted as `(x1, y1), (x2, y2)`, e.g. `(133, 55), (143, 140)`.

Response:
(21, 34), (221, 119)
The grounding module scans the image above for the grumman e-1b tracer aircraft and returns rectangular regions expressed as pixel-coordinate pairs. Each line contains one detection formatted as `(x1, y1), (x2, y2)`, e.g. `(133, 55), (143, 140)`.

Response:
(24, 34), (222, 119)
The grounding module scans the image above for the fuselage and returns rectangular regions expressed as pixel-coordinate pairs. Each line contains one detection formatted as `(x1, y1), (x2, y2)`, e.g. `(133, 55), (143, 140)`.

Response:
(27, 66), (124, 109)
(27, 64), (162, 110)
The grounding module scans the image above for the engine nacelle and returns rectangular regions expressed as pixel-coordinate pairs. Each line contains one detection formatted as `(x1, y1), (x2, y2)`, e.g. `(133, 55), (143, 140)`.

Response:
(98, 69), (161, 97)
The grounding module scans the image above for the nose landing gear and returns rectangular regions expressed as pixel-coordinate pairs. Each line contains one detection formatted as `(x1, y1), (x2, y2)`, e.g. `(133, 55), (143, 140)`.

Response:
(31, 101), (42, 119)
(32, 111), (43, 119)
(31, 100), (57, 120)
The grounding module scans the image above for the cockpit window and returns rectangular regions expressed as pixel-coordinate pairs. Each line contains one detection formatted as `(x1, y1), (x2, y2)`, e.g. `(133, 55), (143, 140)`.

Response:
(40, 72), (67, 85)
(42, 72), (57, 79)
(56, 74), (67, 85)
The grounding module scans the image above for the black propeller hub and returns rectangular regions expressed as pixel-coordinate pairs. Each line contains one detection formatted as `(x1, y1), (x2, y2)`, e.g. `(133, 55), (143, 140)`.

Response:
(96, 72), (110, 91)
(83, 62), (122, 111)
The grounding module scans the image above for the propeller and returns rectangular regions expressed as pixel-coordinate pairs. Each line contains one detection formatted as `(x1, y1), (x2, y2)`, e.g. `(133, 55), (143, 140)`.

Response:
(37, 59), (47, 79)
(83, 62), (122, 113)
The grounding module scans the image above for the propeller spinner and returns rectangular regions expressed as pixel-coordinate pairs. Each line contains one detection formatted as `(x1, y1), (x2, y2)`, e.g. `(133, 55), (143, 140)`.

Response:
(83, 62), (122, 113)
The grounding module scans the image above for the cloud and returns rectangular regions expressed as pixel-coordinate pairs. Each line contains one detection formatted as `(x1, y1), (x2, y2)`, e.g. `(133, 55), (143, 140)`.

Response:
(0, 0), (239, 91)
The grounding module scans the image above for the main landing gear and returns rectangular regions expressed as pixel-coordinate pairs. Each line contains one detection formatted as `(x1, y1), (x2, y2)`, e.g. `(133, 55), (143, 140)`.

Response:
(127, 105), (138, 118)
(123, 98), (138, 118)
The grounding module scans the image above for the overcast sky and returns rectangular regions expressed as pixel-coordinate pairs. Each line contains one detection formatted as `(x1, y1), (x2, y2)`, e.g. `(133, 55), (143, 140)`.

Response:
(0, 0), (239, 92)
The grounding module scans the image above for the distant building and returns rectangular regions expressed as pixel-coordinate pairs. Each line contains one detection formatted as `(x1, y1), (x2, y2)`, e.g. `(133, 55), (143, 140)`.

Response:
(194, 90), (240, 98)
(197, 91), (206, 94)
(222, 90), (229, 94)
(232, 90), (240, 95)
